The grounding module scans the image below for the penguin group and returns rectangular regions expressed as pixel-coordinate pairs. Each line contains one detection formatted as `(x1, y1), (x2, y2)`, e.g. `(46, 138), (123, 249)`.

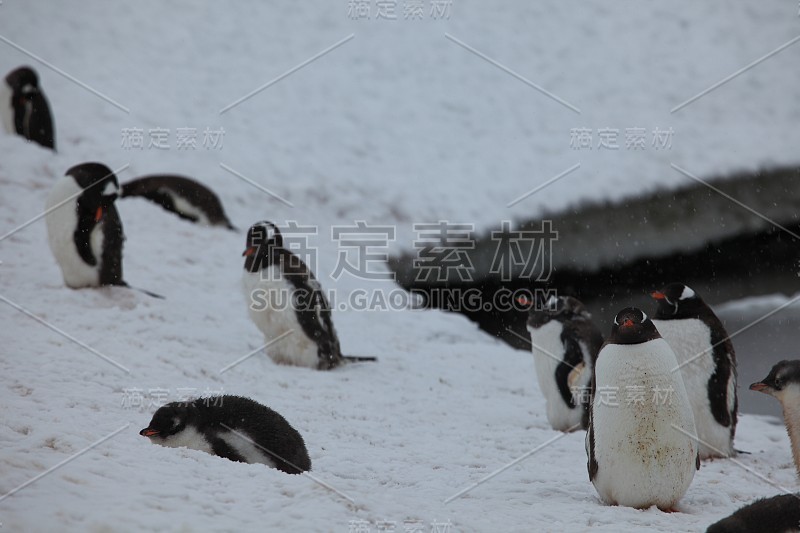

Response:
(521, 283), (746, 512)
(9, 62), (797, 524)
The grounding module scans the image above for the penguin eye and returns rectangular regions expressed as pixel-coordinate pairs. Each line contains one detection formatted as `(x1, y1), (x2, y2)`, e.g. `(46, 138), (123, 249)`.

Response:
(774, 378), (782, 389)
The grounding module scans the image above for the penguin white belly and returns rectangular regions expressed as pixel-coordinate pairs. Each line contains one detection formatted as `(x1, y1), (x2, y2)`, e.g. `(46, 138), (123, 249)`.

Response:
(654, 318), (733, 458)
(0, 82), (13, 134)
(166, 190), (211, 225)
(528, 321), (584, 431)
(243, 268), (319, 368)
(218, 431), (277, 468)
(151, 426), (214, 455)
(45, 177), (103, 288)
(592, 339), (697, 509)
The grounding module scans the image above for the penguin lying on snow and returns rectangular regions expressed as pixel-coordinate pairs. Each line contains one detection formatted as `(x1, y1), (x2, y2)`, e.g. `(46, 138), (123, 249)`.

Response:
(242, 221), (376, 370)
(587, 307), (698, 511)
(751, 360), (800, 476)
(45, 163), (162, 297)
(706, 493), (800, 533)
(0, 66), (55, 150)
(140, 395), (311, 474)
(651, 282), (737, 459)
(521, 294), (603, 432)
(121, 174), (236, 230)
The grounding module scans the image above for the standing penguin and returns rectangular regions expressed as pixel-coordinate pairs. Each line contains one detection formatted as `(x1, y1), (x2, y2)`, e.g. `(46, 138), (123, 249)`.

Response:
(522, 294), (603, 432)
(140, 395), (311, 474)
(587, 307), (698, 511)
(242, 221), (375, 370)
(45, 163), (125, 289)
(651, 282), (737, 459)
(1, 66), (55, 150)
(750, 360), (800, 476)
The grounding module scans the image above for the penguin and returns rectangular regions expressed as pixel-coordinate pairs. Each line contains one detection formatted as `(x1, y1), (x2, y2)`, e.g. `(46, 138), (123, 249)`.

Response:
(120, 174), (236, 230)
(140, 395), (311, 474)
(750, 360), (800, 476)
(1, 66), (55, 150)
(706, 493), (800, 533)
(242, 221), (376, 370)
(587, 307), (699, 511)
(44, 162), (161, 297)
(521, 294), (603, 432)
(650, 282), (737, 459)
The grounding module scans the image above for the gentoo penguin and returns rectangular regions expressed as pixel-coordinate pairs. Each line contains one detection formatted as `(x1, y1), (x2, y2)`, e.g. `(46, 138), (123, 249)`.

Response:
(706, 493), (800, 533)
(242, 221), (376, 370)
(140, 395), (311, 474)
(750, 360), (800, 476)
(44, 162), (161, 297)
(1, 66), (55, 150)
(121, 174), (236, 230)
(651, 282), (737, 459)
(522, 294), (603, 431)
(587, 307), (699, 511)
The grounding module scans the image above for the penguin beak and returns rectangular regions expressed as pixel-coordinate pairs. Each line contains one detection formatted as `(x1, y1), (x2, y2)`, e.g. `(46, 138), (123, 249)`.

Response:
(140, 428), (159, 437)
(749, 382), (769, 393)
(651, 291), (666, 300)
(516, 296), (530, 306)
(242, 246), (256, 257)
(94, 207), (104, 222)
(621, 319), (634, 328)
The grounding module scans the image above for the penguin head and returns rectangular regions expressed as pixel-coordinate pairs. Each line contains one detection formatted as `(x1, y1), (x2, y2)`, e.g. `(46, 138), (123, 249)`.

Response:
(65, 163), (120, 222)
(608, 307), (661, 345)
(650, 282), (704, 319)
(140, 401), (194, 441)
(523, 294), (591, 329)
(5, 66), (40, 96)
(750, 360), (800, 400)
(243, 220), (282, 272)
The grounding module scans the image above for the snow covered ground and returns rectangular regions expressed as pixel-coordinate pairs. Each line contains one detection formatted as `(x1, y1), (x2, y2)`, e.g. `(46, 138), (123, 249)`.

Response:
(1, 1), (799, 531)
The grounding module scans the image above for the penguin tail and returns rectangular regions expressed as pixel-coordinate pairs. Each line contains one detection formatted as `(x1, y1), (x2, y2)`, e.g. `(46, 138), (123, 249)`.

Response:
(123, 283), (165, 299)
(342, 355), (377, 363)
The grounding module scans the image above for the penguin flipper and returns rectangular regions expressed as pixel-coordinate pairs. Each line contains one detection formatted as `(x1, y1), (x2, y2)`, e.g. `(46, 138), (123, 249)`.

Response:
(210, 437), (247, 463)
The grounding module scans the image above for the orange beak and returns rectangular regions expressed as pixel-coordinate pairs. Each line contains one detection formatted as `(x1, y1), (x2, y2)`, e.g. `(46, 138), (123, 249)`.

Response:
(749, 382), (768, 393)
(651, 291), (665, 300)
(242, 246), (256, 257)
(140, 428), (159, 437)
(622, 319), (634, 328)
(516, 296), (530, 306)
(95, 206), (104, 222)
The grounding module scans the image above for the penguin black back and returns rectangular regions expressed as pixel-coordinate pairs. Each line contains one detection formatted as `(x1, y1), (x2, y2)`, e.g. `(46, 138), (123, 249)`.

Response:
(140, 395), (311, 474)
(652, 282), (738, 443)
(5, 66), (55, 150)
(121, 174), (236, 230)
(706, 494), (800, 533)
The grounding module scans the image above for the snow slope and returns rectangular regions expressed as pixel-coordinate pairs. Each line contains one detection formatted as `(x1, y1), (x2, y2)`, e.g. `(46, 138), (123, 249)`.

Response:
(1, 1), (799, 531)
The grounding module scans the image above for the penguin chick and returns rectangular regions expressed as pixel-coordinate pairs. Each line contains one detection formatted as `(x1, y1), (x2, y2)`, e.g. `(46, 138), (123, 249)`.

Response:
(651, 282), (737, 459)
(751, 360), (800, 476)
(523, 294), (603, 431)
(140, 395), (311, 474)
(587, 307), (698, 511)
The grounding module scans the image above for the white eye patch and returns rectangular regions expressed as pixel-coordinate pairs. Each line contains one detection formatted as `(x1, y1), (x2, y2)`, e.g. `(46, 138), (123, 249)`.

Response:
(639, 311), (648, 322)
(101, 181), (119, 196)
(679, 286), (695, 300)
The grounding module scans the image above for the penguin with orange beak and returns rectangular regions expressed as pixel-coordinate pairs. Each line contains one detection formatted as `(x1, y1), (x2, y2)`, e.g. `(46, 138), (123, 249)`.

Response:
(45, 162), (126, 289)
(241, 220), (375, 370)
(750, 360), (800, 476)
(650, 282), (737, 459)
